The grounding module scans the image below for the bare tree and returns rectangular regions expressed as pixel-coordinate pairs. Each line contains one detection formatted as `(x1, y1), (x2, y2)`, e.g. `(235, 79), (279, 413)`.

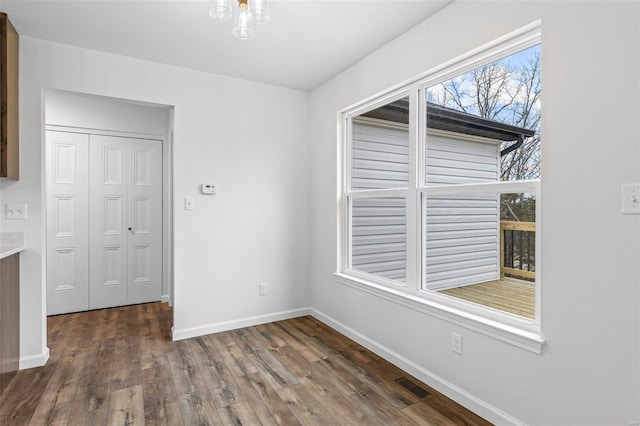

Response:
(500, 52), (541, 183)
(428, 51), (541, 182)
(427, 50), (541, 222)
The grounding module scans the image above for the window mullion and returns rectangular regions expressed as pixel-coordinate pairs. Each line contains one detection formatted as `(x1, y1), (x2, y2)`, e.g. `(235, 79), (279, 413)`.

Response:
(534, 180), (542, 323)
(348, 188), (409, 199)
(417, 86), (427, 293)
(339, 116), (351, 274)
(405, 85), (420, 294)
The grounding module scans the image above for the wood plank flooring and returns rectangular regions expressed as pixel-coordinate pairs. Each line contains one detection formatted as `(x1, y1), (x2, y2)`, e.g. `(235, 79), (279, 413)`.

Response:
(440, 278), (535, 319)
(0, 303), (492, 425)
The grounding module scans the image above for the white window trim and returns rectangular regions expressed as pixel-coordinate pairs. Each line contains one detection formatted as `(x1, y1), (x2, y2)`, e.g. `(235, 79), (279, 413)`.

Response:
(334, 271), (544, 353)
(337, 21), (544, 354)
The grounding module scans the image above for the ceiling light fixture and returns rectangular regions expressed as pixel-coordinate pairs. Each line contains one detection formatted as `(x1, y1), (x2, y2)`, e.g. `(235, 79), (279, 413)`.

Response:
(210, 0), (270, 41)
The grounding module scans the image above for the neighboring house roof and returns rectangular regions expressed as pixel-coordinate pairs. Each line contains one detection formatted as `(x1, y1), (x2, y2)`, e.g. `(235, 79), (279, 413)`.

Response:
(361, 98), (536, 142)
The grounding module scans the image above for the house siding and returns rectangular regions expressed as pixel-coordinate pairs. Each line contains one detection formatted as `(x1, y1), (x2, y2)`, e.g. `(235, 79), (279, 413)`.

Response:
(351, 120), (500, 288)
(424, 133), (500, 290)
(351, 119), (408, 281)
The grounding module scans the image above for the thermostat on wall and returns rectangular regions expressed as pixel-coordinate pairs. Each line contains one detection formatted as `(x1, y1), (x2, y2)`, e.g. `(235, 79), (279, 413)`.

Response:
(201, 184), (216, 195)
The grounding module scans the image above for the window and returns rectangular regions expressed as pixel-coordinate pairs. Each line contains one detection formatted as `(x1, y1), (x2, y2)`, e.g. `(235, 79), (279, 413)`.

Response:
(338, 23), (544, 352)
(347, 95), (410, 285)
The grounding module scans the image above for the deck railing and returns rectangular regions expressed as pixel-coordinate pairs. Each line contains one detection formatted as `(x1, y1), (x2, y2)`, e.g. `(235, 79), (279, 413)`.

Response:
(500, 221), (536, 281)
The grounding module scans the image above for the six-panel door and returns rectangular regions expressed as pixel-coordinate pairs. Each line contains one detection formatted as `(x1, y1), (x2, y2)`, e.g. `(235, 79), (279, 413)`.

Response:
(89, 135), (162, 310)
(46, 131), (162, 315)
(46, 131), (90, 315)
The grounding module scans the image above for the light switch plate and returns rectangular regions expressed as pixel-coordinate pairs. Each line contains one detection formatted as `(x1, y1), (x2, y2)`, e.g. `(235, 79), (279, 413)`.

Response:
(6, 204), (27, 219)
(622, 184), (640, 214)
(185, 197), (194, 211)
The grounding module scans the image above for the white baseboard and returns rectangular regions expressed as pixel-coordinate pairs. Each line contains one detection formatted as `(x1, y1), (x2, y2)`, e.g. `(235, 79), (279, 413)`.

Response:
(20, 346), (50, 370)
(309, 308), (525, 426)
(171, 307), (311, 341)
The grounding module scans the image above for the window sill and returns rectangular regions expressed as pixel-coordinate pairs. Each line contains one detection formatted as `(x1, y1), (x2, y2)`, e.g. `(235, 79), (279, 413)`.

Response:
(334, 272), (545, 354)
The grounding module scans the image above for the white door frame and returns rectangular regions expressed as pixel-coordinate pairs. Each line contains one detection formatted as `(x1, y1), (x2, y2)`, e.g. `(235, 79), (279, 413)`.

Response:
(44, 124), (174, 310)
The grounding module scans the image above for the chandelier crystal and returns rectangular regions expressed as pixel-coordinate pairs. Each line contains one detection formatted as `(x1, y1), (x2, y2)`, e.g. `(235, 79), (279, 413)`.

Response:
(248, 0), (270, 24)
(210, 0), (233, 22)
(233, 1), (254, 40)
(211, 0), (270, 40)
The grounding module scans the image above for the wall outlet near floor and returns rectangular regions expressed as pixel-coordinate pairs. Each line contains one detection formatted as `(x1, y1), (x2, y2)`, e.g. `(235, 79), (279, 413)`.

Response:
(259, 282), (267, 296)
(452, 332), (463, 355)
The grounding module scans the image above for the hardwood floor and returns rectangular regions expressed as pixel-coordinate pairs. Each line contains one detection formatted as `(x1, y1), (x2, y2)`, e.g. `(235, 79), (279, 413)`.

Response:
(0, 303), (492, 425)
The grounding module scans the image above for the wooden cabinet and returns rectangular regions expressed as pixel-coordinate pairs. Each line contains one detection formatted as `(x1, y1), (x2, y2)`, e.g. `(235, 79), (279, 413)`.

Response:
(0, 12), (18, 180)
(0, 253), (19, 396)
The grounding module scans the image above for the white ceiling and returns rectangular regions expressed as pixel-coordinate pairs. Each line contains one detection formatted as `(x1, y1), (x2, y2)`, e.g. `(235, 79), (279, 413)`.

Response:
(0, 0), (452, 91)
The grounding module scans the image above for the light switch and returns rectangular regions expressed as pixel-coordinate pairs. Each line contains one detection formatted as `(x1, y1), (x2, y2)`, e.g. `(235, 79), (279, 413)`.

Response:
(185, 197), (194, 211)
(622, 184), (640, 214)
(6, 204), (27, 219)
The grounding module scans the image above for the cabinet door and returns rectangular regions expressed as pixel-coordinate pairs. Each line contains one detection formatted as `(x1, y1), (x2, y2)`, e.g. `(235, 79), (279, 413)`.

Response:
(0, 254), (20, 396)
(0, 13), (19, 180)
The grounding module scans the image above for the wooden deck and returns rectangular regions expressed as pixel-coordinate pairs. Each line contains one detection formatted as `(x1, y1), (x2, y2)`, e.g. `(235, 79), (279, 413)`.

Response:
(440, 278), (535, 319)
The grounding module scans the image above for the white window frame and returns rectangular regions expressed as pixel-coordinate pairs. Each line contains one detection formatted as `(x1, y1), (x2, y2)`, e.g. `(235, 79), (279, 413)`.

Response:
(336, 21), (545, 354)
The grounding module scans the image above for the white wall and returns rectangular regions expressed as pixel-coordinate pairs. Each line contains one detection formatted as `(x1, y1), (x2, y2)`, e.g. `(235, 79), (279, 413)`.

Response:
(309, 1), (640, 424)
(1, 36), (309, 366)
(45, 90), (171, 135)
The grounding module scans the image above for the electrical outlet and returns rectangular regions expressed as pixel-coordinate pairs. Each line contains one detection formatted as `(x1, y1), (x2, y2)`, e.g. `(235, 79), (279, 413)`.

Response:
(259, 282), (267, 296)
(6, 204), (27, 219)
(452, 332), (463, 355)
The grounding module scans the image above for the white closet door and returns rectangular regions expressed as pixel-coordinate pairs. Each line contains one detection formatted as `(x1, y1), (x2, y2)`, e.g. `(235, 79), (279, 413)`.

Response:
(89, 135), (128, 309)
(89, 135), (162, 309)
(46, 131), (90, 315)
(126, 138), (162, 305)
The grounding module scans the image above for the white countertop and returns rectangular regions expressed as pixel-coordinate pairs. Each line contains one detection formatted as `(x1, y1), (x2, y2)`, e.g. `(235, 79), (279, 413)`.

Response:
(0, 232), (25, 259)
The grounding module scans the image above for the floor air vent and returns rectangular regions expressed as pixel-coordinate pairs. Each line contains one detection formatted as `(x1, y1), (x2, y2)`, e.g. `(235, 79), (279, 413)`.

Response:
(395, 377), (430, 399)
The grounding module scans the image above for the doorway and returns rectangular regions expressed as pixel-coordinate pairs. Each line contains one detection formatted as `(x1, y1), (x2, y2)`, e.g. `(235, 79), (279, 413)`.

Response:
(44, 91), (173, 316)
